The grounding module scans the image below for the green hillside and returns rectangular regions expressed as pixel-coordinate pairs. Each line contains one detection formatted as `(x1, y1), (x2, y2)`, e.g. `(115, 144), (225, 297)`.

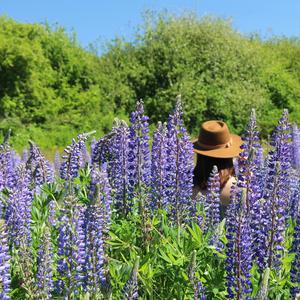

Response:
(0, 14), (300, 152)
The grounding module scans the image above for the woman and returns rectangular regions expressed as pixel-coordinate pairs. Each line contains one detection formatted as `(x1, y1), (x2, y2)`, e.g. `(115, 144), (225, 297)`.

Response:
(192, 120), (242, 207)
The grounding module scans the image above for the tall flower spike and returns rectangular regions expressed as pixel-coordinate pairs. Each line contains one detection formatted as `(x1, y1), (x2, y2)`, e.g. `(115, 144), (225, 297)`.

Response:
(60, 132), (94, 182)
(290, 210), (300, 298)
(128, 100), (151, 211)
(237, 110), (267, 270)
(27, 141), (54, 190)
(121, 256), (140, 300)
(289, 171), (300, 221)
(205, 165), (220, 231)
(0, 220), (11, 300)
(36, 227), (54, 300)
(292, 124), (300, 172)
(0, 138), (15, 191)
(89, 164), (112, 232)
(91, 134), (113, 168)
(238, 109), (262, 214)
(225, 187), (252, 299)
(262, 110), (292, 270)
(60, 133), (87, 181)
(56, 196), (86, 297)
(84, 196), (106, 293)
(165, 96), (194, 226)
(151, 121), (168, 210)
(5, 164), (33, 248)
(108, 119), (130, 214)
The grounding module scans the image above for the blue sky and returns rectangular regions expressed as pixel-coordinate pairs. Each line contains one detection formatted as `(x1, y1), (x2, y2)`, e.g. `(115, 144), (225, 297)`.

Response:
(1, 0), (300, 50)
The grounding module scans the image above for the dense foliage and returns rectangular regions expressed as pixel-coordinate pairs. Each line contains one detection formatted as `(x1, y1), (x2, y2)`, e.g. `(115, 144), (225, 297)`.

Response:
(1, 14), (300, 151)
(0, 99), (299, 299)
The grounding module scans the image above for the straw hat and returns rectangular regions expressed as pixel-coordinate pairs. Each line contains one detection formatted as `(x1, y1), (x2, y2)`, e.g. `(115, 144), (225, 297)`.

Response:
(193, 120), (242, 158)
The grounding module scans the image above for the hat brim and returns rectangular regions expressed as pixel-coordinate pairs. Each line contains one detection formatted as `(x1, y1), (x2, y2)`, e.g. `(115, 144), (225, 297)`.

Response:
(193, 134), (243, 158)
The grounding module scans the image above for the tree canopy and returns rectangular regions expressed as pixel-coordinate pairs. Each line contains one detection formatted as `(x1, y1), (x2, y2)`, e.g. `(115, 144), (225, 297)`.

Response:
(0, 14), (300, 152)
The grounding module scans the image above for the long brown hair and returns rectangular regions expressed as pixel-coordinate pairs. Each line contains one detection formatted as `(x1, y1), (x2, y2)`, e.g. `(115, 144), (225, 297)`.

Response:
(193, 154), (235, 189)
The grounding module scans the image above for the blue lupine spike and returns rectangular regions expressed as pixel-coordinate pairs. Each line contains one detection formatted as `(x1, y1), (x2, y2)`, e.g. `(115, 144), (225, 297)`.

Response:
(36, 228), (54, 299)
(27, 141), (54, 191)
(225, 187), (252, 299)
(290, 210), (300, 298)
(0, 220), (11, 300)
(127, 100), (151, 210)
(60, 133), (90, 182)
(5, 164), (33, 249)
(108, 119), (130, 214)
(151, 121), (168, 210)
(164, 96), (194, 226)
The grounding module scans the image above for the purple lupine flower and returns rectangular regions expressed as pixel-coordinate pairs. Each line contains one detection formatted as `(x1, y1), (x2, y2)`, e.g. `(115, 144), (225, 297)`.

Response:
(188, 250), (207, 300)
(121, 256), (139, 300)
(108, 119), (130, 214)
(60, 133), (89, 182)
(237, 109), (262, 214)
(195, 282), (207, 300)
(36, 228), (54, 300)
(84, 201), (106, 293)
(225, 186), (252, 299)
(237, 110), (267, 270)
(165, 97), (194, 226)
(56, 196), (86, 297)
(26, 141), (54, 190)
(48, 200), (57, 227)
(81, 143), (91, 168)
(262, 110), (292, 270)
(74, 207), (87, 294)
(85, 164), (112, 293)
(292, 124), (300, 172)
(5, 164), (33, 248)
(91, 135), (112, 168)
(0, 220), (11, 300)
(291, 211), (300, 298)
(288, 170), (300, 221)
(89, 164), (112, 232)
(0, 142), (15, 191)
(128, 100), (151, 211)
(151, 121), (168, 211)
(205, 165), (220, 230)
(90, 138), (97, 156)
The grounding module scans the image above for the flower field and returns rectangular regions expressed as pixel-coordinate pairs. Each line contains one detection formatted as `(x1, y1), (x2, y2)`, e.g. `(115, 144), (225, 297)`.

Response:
(0, 98), (299, 299)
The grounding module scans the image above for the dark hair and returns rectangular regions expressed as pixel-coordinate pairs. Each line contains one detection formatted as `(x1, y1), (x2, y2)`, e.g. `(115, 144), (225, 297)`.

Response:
(193, 154), (235, 189)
